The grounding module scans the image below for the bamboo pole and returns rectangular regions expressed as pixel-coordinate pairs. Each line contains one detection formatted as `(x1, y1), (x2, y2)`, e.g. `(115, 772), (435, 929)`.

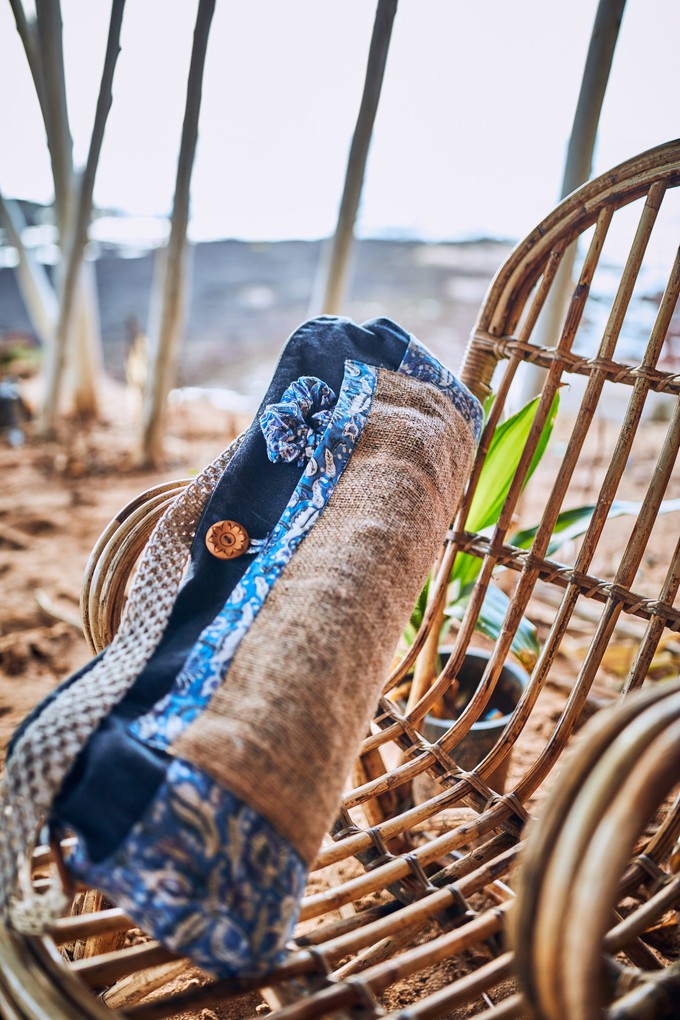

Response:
(513, 0), (627, 408)
(311, 0), (398, 316)
(40, 0), (126, 433)
(140, 0), (216, 466)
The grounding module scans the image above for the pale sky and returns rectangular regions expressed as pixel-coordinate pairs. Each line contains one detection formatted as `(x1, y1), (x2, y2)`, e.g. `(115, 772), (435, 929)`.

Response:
(0, 0), (678, 243)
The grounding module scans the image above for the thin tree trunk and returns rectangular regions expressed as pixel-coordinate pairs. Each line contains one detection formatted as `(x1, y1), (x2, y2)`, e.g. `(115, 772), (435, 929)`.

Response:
(310, 0), (398, 316)
(12, 0), (109, 425)
(40, 0), (126, 433)
(0, 192), (57, 352)
(8, 0), (47, 121)
(514, 0), (627, 407)
(34, 0), (73, 232)
(70, 261), (104, 418)
(141, 0), (216, 467)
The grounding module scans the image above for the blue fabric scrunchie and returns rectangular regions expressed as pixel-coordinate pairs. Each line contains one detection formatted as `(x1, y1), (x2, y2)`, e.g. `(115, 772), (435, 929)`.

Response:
(259, 376), (337, 466)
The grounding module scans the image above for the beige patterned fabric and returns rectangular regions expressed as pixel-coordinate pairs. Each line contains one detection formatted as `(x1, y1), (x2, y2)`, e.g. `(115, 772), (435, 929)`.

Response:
(174, 370), (475, 863)
(0, 435), (245, 932)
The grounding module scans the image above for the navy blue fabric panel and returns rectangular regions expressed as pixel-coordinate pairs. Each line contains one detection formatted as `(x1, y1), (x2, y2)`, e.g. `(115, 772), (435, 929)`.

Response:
(49, 317), (408, 863)
(54, 721), (170, 862)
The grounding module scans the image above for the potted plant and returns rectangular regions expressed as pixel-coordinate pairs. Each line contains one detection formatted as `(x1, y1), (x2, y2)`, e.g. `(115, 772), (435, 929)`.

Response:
(397, 392), (680, 795)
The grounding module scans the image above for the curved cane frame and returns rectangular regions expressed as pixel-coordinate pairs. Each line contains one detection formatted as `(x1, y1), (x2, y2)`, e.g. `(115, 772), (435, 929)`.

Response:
(2, 139), (679, 1019)
(512, 679), (680, 1020)
(81, 479), (190, 655)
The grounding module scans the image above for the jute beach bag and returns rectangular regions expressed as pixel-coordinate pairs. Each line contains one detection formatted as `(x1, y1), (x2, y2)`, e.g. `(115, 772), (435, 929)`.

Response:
(0, 315), (481, 978)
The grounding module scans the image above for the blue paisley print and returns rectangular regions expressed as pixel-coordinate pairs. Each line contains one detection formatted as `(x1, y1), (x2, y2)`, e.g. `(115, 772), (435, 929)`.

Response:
(131, 359), (378, 751)
(66, 759), (306, 978)
(401, 337), (483, 442)
(259, 375), (337, 466)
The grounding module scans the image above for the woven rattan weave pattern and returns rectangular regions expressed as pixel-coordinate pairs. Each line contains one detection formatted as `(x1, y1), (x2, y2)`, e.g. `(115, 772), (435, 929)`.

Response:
(1, 140), (679, 1019)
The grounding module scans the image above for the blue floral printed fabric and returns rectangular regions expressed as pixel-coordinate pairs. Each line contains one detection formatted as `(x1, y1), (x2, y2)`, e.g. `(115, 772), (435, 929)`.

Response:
(259, 375), (337, 466)
(131, 359), (378, 751)
(401, 337), (484, 442)
(66, 758), (306, 978)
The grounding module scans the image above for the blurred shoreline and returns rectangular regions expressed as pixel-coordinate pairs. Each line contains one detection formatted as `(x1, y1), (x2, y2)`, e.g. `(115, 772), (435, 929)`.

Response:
(0, 236), (513, 403)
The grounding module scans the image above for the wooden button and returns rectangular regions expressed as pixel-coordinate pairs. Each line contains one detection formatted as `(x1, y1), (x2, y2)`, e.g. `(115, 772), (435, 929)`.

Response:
(205, 520), (250, 560)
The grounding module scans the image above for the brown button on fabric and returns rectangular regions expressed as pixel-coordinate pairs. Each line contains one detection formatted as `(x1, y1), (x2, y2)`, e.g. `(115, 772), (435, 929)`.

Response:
(205, 520), (250, 560)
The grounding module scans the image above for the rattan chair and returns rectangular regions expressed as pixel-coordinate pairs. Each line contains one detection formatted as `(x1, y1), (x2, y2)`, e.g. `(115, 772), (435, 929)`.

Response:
(1, 139), (679, 1019)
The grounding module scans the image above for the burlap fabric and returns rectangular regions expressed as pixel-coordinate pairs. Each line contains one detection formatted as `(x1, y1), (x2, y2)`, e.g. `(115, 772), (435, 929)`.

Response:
(174, 369), (475, 863)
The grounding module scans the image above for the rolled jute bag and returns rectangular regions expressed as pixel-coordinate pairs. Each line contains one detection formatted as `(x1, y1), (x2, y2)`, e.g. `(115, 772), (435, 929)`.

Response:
(0, 316), (481, 978)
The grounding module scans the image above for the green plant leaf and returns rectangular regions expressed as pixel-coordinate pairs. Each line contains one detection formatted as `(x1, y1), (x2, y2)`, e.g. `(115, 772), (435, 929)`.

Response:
(407, 573), (430, 637)
(407, 391), (561, 655)
(450, 391), (560, 592)
(464, 391), (560, 535)
(510, 498), (680, 558)
(400, 622), (417, 653)
(447, 552), (482, 593)
(444, 581), (539, 671)
(482, 391), (495, 426)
